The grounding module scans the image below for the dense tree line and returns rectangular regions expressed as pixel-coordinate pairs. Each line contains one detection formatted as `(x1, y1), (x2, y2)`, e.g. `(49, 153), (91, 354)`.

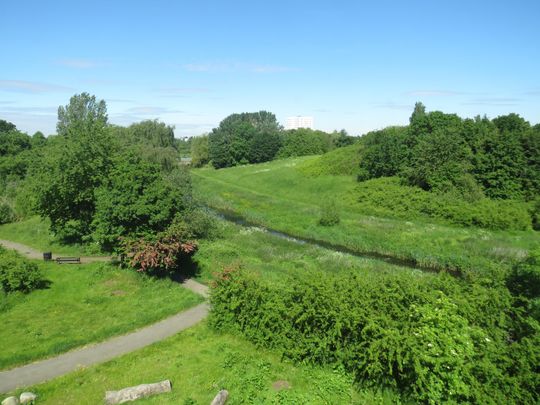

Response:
(359, 103), (539, 200)
(0, 120), (47, 223)
(358, 103), (540, 228)
(202, 111), (355, 169)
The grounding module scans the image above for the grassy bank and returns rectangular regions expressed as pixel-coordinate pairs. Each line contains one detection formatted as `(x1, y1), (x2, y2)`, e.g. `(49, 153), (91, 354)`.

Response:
(192, 220), (429, 286)
(6, 323), (400, 403)
(0, 216), (101, 256)
(193, 158), (539, 274)
(0, 260), (203, 370)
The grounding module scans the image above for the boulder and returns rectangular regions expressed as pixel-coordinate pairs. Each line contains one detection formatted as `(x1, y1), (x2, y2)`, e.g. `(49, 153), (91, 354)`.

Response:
(105, 380), (172, 404)
(210, 390), (229, 405)
(1, 397), (19, 405)
(19, 393), (37, 404)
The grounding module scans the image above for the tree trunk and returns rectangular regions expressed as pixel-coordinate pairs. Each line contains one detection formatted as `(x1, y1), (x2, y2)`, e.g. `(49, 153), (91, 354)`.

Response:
(104, 380), (171, 404)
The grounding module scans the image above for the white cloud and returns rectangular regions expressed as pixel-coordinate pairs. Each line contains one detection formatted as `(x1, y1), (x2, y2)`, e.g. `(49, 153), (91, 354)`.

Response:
(156, 87), (212, 97)
(56, 59), (103, 69)
(373, 101), (412, 111)
(126, 106), (183, 115)
(0, 106), (57, 114)
(183, 62), (298, 74)
(406, 90), (465, 97)
(0, 80), (72, 94)
(462, 97), (520, 106)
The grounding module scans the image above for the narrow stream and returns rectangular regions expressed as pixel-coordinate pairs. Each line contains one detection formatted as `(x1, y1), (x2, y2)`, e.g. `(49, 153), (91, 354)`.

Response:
(209, 207), (460, 276)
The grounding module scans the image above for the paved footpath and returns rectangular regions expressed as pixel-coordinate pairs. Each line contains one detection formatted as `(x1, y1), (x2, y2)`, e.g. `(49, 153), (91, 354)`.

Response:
(0, 240), (111, 263)
(0, 240), (210, 393)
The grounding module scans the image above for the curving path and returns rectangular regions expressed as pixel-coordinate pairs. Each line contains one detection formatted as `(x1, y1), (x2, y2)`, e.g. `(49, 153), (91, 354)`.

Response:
(0, 240), (111, 263)
(0, 240), (210, 393)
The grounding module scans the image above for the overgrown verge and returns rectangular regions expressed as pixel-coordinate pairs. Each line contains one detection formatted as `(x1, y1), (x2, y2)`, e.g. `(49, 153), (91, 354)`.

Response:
(210, 261), (540, 404)
(354, 177), (532, 231)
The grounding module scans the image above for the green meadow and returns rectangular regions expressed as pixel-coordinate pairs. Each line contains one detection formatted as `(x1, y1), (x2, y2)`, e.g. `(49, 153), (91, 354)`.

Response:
(193, 156), (539, 275)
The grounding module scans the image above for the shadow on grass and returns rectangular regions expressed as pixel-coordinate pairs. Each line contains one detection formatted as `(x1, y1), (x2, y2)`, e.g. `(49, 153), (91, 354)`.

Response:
(35, 278), (53, 291)
(150, 255), (201, 284)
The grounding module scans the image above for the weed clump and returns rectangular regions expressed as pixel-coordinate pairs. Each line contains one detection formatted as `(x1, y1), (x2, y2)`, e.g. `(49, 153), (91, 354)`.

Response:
(318, 200), (340, 226)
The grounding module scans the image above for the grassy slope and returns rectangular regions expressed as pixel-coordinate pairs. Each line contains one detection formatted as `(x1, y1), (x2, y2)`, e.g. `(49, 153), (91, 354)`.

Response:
(0, 216), (101, 256)
(0, 261), (203, 370)
(298, 142), (362, 177)
(193, 157), (540, 273)
(8, 323), (400, 404)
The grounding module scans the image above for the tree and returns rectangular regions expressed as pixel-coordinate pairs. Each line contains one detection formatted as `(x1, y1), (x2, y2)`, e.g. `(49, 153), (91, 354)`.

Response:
(278, 128), (333, 158)
(333, 129), (356, 148)
(57, 92), (108, 137)
(191, 134), (209, 167)
(91, 153), (190, 250)
(473, 124), (526, 199)
(248, 129), (282, 163)
(359, 126), (407, 179)
(492, 113), (530, 134)
(405, 128), (473, 193)
(208, 111), (282, 168)
(0, 119), (16, 133)
(520, 125), (540, 200)
(126, 119), (176, 148)
(35, 94), (114, 242)
(409, 101), (426, 124)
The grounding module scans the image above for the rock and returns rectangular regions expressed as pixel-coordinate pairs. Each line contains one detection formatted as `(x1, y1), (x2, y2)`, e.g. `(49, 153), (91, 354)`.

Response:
(272, 380), (291, 390)
(104, 380), (172, 404)
(19, 393), (37, 404)
(210, 390), (229, 405)
(1, 397), (19, 405)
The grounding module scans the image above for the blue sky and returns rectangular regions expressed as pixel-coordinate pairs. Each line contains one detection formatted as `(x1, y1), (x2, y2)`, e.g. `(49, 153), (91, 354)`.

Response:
(1, 0), (539, 137)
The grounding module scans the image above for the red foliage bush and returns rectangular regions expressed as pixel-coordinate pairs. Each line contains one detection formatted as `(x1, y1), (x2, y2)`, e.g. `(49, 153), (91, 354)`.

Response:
(122, 235), (197, 274)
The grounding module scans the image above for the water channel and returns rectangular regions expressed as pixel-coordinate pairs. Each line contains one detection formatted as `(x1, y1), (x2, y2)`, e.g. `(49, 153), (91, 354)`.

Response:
(209, 207), (460, 276)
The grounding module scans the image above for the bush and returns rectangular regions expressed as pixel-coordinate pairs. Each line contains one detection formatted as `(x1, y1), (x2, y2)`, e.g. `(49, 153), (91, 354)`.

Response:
(318, 200), (340, 226)
(355, 177), (532, 231)
(278, 128), (334, 158)
(210, 268), (539, 404)
(167, 208), (220, 241)
(121, 229), (197, 276)
(0, 200), (15, 224)
(0, 247), (44, 293)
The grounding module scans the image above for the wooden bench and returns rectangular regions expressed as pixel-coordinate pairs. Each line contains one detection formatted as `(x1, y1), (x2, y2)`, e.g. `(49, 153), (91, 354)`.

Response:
(55, 257), (81, 264)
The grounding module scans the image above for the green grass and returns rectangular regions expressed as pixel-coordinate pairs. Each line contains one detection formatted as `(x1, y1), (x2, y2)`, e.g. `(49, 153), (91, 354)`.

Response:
(0, 260), (203, 370)
(297, 142), (362, 177)
(0, 216), (102, 256)
(193, 157), (540, 273)
(7, 323), (402, 404)
(193, 220), (429, 286)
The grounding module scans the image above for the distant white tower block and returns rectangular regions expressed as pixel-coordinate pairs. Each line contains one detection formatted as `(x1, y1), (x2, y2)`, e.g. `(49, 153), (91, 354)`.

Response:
(285, 116), (314, 130)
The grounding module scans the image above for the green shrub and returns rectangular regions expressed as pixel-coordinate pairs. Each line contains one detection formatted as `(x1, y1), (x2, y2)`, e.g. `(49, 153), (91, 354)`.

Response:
(318, 200), (340, 226)
(210, 268), (539, 404)
(355, 177), (532, 231)
(278, 128), (334, 158)
(0, 247), (44, 293)
(0, 200), (15, 224)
